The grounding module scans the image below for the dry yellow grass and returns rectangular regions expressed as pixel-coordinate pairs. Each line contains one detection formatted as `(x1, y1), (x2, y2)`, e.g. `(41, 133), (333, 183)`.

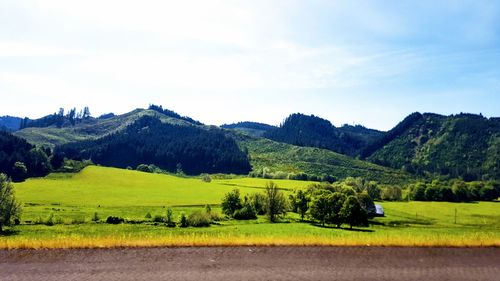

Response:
(2, 232), (499, 249)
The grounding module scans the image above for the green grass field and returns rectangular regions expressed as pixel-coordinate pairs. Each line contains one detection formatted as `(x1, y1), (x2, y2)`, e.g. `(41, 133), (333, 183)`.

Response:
(1, 166), (498, 248)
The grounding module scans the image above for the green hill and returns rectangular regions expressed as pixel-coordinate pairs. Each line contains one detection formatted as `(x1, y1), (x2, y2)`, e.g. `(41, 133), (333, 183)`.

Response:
(264, 113), (383, 156)
(236, 134), (410, 184)
(366, 113), (500, 180)
(14, 109), (195, 148)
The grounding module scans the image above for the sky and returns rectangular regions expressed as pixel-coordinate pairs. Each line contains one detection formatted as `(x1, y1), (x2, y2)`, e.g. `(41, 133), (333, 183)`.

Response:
(0, 0), (499, 131)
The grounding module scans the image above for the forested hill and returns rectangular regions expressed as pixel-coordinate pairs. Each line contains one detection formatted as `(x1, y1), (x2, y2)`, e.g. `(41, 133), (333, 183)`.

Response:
(264, 113), (383, 156)
(221, 122), (277, 137)
(0, 116), (22, 132)
(57, 116), (251, 175)
(14, 108), (198, 148)
(0, 131), (53, 181)
(365, 112), (500, 181)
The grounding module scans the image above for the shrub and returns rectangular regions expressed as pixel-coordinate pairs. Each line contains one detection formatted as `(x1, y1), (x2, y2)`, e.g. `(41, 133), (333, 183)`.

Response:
(165, 208), (174, 222)
(381, 186), (402, 201)
(178, 213), (188, 227)
(440, 186), (454, 202)
(248, 193), (266, 215)
(201, 173), (212, 183)
(452, 181), (470, 202)
(92, 212), (100, 222)
(71, 217), (86, 224)
(136, 164), (153, 173)
(153, 214), (166, 223)
(45, 213), (55, 226)
(480, 186), (497, 201)
(187, 211), (211, 227)
(145, 212), (152, 219)
(233, 204), (257, 220)
(106, 216), (124, 224)
(411, 182), (427, 201)
(208, 211), (224, 222)
(424, 185), (442, 201)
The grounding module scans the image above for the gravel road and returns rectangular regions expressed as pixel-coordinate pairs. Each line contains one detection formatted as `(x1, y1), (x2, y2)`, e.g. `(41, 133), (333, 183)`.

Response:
(1, 247), (499, 281)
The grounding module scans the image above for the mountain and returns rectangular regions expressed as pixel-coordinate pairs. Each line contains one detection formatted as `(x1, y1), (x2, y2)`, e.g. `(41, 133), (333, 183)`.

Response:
(58, 116), (251, 175)
(364, 112), (500, 181)
(12, 107), (409, 183)
(264, 113), (383, 156)
(221, 122), (277, 137)
(0, 116), (22, 132)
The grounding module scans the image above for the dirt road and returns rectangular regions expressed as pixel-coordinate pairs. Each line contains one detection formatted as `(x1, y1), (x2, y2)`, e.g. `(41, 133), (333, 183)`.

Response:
(1, 247), (499, 281)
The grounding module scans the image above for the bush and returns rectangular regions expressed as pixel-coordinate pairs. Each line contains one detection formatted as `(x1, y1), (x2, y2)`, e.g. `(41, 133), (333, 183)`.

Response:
(178, 213), (188, 227)
(45, 213), (55, 226)
(187, 211), (211, 227)
(145, 212), (152, 219)
(248, 193), (266, 215)
(233, 204), (257, 220)
(452, 181), (470, 202)
(201, 173), (212, 183)
(71, 217), (86, 224)
(136, 164), (153, 173)
(153, 214), (166, 223)
(480, 186), (497, 201)
(165, 208), (175, 227)
(381, 186), (402, 201)
(411, 182), (427, 201)
(92, 212), (100, 222)
(106, 216), (124, 224)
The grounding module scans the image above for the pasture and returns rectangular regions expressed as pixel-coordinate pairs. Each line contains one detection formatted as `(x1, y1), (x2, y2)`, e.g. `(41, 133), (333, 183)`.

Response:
(1, 166), (498, 248)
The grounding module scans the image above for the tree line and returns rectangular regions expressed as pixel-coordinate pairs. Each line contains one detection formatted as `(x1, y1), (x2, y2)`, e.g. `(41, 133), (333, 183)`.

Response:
(221, 181), (372, 229)
(20, 107), (92, 129)
(148, 104), (203, 125)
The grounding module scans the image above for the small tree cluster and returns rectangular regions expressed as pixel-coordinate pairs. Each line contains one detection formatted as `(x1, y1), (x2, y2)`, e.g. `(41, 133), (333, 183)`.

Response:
(289, 180), (375, 229)
(221, 182), (288, 222)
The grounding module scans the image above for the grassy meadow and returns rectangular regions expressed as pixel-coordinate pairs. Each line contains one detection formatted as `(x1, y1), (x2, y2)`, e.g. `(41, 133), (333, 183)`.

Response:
(1, 166), (499, 249)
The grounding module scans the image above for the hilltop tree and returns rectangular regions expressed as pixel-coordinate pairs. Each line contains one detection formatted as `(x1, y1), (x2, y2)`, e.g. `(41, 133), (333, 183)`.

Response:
(0, 174), (22, 232)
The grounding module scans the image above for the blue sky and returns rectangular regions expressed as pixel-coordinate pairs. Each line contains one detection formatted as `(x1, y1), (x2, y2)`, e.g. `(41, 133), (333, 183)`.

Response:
(0, 0), (499, 130)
